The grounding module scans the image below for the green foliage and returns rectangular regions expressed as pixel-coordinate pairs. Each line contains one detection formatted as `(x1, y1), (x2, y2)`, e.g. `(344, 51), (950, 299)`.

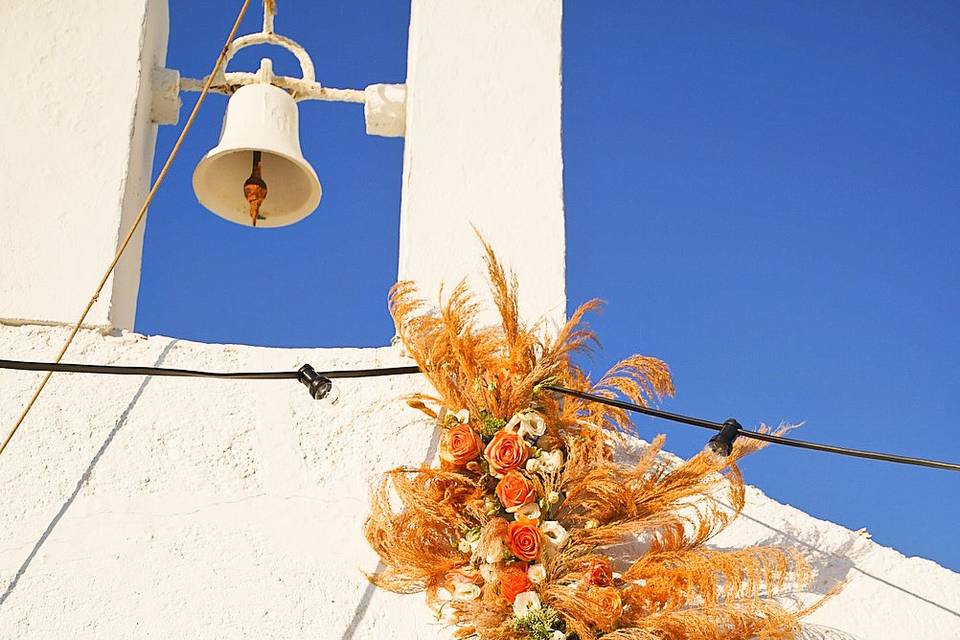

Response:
(513, 605), (561, 640)
(478, 410), (506, 439)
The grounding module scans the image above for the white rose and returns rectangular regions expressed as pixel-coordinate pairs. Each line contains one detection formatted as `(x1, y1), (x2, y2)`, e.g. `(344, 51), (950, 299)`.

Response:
(527, 564), (547, 584)
(540, 521), (569, 548)
(550, 631), (566, 640)
(454, 409), (470, 424)
(512, 590), (542, 617)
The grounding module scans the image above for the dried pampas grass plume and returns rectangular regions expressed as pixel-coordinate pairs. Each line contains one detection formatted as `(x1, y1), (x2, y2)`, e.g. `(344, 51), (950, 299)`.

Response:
(364, 238), (836, 639)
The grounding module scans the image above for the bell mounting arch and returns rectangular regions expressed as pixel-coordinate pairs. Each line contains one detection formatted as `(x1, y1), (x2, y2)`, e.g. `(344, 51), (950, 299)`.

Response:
(179, 1), (366, 105)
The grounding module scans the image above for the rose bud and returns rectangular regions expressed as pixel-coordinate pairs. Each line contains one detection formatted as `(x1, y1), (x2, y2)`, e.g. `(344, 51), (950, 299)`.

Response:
(484, 431), (530, 477)
(496, 471), (536, 513)
(499, 562), (531, 603)
(581, 558), (613, 587)
(507, 520), (542, 561)
(439, 423), (484, 468)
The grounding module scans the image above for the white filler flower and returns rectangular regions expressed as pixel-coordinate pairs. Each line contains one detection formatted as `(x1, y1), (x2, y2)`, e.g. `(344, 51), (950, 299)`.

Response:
(512, 591), (542, 617)
(540, 521), (569, 548)
(527, 563), (547, 584)
(506, 411), (547, 440)
(515, 501), (542, 521)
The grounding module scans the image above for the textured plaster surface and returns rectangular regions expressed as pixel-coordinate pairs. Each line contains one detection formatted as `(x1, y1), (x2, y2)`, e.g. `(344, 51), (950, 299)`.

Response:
(399, 0), (567, 328)
(0, 0), (167, 329)
(1, 324), (958, 639)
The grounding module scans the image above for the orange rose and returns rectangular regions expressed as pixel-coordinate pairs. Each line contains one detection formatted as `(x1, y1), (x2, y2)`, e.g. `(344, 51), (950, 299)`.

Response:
(496, 471), (536, 512)
(484, 431), (529, 476)
(499, 563), (531, 603)
(440, 423), (484, 467)
(581, 558), (613, 587)
(507, 520), (542, 561)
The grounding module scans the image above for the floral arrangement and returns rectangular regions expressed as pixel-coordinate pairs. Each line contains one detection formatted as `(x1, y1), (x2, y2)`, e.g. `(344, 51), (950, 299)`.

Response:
(365, 243), (831, 639)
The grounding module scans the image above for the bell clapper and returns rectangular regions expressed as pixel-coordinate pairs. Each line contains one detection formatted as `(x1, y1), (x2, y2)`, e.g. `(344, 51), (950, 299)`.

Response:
(243, 150), (268, 227)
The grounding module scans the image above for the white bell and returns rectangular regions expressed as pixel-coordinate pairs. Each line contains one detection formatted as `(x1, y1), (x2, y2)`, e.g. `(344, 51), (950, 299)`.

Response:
(193, 62), (321, 228)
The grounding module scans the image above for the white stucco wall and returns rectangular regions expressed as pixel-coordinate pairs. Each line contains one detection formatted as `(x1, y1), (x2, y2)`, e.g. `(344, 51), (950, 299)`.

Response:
(1, 324), (958, 639)
(0, 0), (168, 330)
(399, 0), (567, 328)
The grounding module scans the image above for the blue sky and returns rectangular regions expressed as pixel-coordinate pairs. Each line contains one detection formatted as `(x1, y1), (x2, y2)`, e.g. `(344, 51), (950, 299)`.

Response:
(139, 2), (960, 570)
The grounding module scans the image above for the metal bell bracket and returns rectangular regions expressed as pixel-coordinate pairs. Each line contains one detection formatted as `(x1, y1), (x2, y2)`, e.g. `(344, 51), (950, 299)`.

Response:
(155, 0), (406, 137)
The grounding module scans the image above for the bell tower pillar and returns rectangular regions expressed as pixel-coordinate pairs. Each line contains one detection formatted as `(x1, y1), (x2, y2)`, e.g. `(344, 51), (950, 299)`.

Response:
(0, 0), (169, 330)
(397, 0), (566, 327)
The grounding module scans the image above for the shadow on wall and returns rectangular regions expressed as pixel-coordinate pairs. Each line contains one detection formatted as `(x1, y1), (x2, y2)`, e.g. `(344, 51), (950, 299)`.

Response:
(799, 625), (861, 640)
(0, 340), (178, 609)
(610, 438), (960, 627)
(730, 505), (960, 621)
(337, 413), (443, 639)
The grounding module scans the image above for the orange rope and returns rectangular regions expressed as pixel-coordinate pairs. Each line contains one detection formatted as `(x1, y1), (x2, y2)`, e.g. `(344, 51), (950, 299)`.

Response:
(0, 0), (253, 458)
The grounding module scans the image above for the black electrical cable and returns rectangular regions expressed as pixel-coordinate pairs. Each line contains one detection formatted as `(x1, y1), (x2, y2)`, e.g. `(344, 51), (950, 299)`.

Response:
(0, 359), (420, 380)
(542, 384), (960, 471)
(2, 358), (958, 472)
(0, 359), (299, 380)
(541, 385), (960, 472)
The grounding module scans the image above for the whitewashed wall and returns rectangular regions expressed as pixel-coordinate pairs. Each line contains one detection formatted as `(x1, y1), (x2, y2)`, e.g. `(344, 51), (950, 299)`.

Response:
(1, 325), (958, 639)
(0, 0), (958, 639)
